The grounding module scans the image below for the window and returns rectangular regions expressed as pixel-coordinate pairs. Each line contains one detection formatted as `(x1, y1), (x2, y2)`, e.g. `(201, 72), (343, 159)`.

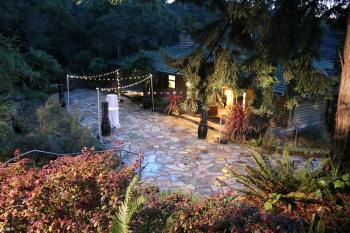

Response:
(169, 75), (176, 89)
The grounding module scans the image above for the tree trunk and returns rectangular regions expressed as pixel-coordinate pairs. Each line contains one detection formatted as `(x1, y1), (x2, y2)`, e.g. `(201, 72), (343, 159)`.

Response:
(332, 12), (350, 168)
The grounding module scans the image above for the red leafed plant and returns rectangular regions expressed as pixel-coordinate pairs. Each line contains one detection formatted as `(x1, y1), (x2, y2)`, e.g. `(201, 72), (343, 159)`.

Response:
(163, 93), (182, 116)
(0, 148), (139, 233)
(224, 103), (253, 142)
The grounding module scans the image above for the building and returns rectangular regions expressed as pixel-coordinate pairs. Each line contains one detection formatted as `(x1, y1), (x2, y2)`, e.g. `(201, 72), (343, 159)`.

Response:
(115, 27), (342, 130)
(271, 26), (343, 130)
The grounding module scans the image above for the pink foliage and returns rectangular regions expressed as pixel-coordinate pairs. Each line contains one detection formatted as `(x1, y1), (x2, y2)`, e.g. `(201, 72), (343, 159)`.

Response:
(0, 148), (137, 232)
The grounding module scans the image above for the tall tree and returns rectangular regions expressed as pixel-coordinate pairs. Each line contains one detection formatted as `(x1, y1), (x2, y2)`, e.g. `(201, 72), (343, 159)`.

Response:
(333, 10), (350, 167)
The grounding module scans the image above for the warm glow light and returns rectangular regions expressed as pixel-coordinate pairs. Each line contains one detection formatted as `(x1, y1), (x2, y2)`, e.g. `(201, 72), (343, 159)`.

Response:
(242, 92), (247, 109)
(186, 81), (191, 87)
(169, 75), (176, 89)
(224, 89), (234, 107)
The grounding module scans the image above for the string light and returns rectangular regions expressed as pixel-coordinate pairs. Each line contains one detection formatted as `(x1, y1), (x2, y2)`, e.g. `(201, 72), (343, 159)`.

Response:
(67, 69), (149, 81)
(100, 75), (151, 92)
(146, 91), (183, 95)
(67, 69), (119, 80)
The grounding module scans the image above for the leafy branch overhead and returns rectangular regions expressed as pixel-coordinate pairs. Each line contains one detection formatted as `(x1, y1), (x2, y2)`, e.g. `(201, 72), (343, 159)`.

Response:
(172, 0), (345, 113)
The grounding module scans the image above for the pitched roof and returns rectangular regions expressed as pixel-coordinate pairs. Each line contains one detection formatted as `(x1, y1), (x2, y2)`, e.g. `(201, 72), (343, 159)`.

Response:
(112, 35), (195, 75)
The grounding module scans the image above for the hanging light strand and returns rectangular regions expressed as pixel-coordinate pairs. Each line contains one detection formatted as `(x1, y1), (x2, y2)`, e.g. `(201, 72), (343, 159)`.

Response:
(67, 69), (119, 80)
(67, 69), (149, 81)
(100, 75), (151, 92)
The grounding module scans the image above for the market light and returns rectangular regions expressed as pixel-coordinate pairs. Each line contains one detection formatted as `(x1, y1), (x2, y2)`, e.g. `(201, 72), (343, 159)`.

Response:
(224, 89), (234, 107)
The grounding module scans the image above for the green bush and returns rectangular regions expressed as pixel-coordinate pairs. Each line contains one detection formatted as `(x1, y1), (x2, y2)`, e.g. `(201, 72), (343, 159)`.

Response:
(228, 147), (350, 229)
(297, 125), (331, 149)
(0, 98), (15, 122)
(63, 113), (104, 152)
(26, 47), (63, 87)
(36, 96), (103, 153)
(23, 90), (48, 102)
(0, 121), (13, 157)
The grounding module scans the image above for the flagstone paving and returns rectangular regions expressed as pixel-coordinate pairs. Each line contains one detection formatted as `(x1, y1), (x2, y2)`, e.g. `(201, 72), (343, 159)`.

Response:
(68, 89), (314, 196)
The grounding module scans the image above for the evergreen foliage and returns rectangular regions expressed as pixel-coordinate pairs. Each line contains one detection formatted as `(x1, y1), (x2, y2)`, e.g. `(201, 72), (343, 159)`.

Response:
(173, 0), (347, 114)
(0, 35), (38, 93)
(0, 0), (180, 74)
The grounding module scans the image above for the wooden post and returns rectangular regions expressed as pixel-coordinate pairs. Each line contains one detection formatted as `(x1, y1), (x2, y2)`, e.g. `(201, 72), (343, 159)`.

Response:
(97, 88), (101, 141)
(66, 75), (70, 112)
(150, 74), (155, 112)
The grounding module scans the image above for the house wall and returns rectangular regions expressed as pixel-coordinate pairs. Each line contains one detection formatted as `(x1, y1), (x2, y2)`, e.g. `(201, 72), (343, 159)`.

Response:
(271, 96), (327, 129)
(271, 96), (292, 128)
(289, 100), (327, 128)
(151, 72), (186, 99)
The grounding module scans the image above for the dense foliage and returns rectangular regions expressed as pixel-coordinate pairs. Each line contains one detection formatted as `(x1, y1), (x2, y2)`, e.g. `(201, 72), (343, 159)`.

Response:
(229, 148), (350, 231)
(0, 0), (180, 75)
(131, 192), (305, 232)
(0, 96), (102, 161)
(0, 149), (139, 232)
(173, 0), (346, 116)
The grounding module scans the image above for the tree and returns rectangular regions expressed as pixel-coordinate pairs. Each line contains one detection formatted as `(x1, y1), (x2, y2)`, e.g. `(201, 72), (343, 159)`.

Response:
(173, 0), (332, 138)
(0, 0), (180, 74)
(175, 0), (350, 165)
(332, 11), (350, 168)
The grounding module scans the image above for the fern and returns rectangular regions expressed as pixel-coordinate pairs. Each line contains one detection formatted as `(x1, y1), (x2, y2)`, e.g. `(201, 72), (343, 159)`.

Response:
(111, 176), (145, 233)
(229, 146), (326, 203)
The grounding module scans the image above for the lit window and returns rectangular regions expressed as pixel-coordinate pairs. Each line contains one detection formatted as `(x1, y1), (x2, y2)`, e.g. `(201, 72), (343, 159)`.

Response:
(169, 75), (176, 89)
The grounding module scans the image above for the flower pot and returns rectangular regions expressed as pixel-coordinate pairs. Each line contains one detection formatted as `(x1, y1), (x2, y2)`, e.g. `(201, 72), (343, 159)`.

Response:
(198, 122), (208, 139)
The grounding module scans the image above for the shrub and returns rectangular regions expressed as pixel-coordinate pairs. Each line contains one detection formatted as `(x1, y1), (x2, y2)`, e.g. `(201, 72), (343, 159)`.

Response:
(26, 47), (63, 87)
(0, 121), (13, 158)
(0, 149), (139, 232)
(224, 103), (253, 142)
(35, 96), (103, 153)
(0, 35), (39, 93)
(249, 113), (270, 137)
(131, 193), (190, 233)
(0, 98), (14, 122)
(228, 148), (350, 231)
(158, 94), (182, 116)
(131, 192), (304, 233)
(23, 90), (48, 102)
(0, 121), (12, 147)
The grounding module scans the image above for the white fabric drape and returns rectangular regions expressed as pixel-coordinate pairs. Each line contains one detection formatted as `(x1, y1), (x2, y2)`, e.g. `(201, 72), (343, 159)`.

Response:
(106, 94), (120, 128)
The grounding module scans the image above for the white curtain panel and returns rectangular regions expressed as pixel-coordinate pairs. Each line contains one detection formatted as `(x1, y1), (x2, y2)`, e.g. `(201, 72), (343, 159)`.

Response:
(106, 94), (120, 128)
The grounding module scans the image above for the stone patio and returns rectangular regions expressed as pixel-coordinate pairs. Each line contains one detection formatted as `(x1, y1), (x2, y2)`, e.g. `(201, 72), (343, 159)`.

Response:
(67, 89), (310, 196)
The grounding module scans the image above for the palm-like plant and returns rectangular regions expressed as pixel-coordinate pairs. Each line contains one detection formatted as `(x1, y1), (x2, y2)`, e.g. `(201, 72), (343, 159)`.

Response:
(224, 103), (253, 142)
(163, 93), (182, 116)
(111, 176), (145, 233)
